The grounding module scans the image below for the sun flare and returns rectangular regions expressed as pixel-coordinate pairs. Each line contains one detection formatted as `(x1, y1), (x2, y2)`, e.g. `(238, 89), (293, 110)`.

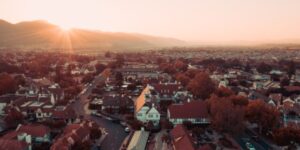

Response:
(59, 24), (73, 31)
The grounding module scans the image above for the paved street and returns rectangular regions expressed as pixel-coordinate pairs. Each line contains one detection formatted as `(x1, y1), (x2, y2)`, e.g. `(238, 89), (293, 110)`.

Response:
(234, 129), (273, 150)
(71, 74), (128, 150)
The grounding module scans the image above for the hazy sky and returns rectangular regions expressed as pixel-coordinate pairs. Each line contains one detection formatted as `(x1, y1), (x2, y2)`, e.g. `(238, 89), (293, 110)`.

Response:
(1, 0), (300, 44)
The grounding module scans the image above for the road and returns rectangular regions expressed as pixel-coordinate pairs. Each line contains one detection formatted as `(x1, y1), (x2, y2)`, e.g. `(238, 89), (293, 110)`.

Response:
(71, 74), (128, 150)
(235, 129), (272, 150)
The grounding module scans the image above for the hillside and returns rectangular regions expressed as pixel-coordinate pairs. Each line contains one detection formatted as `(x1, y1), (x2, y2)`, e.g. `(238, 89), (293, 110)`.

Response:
(0, 19), (186, 51)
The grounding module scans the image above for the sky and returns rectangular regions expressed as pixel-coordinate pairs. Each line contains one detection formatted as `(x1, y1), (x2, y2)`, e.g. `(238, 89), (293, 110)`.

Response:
(1, 0), (300, 44)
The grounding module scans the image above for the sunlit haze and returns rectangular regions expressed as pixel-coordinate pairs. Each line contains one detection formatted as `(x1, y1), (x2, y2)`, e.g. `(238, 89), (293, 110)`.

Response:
(1, 0), (300, 44)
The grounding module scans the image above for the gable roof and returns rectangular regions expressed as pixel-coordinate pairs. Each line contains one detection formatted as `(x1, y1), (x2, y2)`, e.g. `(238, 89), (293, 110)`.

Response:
(51, 120), (96, 150)
(152, 83), (181, 96)
(168, 101), (209, 119)
(0, 139), (28, 150)
(17, 124), (50, 137)
(171, 124), (195, 150)
(135, 86), (150, 112)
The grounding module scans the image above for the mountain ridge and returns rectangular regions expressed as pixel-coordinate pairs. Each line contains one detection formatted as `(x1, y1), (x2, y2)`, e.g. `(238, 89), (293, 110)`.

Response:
(0, 19), (186, 51)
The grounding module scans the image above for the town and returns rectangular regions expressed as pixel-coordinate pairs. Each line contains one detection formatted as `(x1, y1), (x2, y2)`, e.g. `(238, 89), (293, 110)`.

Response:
(0, 48), (299, 150)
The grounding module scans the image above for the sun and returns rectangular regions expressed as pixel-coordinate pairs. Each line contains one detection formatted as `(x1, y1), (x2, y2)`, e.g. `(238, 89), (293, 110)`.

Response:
(59, 24), (73, 31)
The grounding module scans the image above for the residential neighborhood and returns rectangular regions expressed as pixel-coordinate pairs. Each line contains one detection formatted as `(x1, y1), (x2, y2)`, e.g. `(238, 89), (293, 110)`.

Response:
(0, 49), (299, 150)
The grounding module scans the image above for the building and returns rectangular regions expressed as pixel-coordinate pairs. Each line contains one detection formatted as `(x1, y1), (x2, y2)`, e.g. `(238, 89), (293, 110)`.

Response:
(51, 120), (100, 150)
(168, 100), (210, 125)
(127, 129), (150, 150)
(170, 124), (195, 150)
(135, 86), (160, 126)
(100, 95), (134, 113)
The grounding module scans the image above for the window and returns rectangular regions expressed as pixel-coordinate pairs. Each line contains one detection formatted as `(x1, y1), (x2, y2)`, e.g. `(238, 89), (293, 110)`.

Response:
(148, 114), (153, 118)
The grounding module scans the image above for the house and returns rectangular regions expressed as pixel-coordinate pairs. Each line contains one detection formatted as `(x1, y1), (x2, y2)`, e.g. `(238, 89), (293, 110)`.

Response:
(0, 95), (23, 115)
(248, 91), (268, 102)
(268, 93), (282, 107)
(135, 86), (160, 126)
(151, 82), (187, 102)
(218, 79), (229, 88)
(1, 124), (51, 144)
(284, 86), (300, 94)
(167, 100), (210, 125)
(101, 95), (134, 113)
(282, 98), (295, 108)
(52, 106), (77, 124)
(17, 124), (51, 143)
(252, 82), (264, 90)
(127, 129), (150, 150)
(115, 67), (160, 81)
(0, 138), (30, 150)
(51, 120), (100, 150)
(170, 124), (195, 150)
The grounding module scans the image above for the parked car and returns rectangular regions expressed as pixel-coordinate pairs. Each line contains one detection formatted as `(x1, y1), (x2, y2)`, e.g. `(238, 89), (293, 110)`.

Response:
(125, 127), (130, 133)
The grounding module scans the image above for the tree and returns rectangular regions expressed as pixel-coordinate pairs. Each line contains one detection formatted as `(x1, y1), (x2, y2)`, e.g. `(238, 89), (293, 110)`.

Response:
(185, 69), (201, 78)
(0, 73), (18, 95)
(174, 60), (188, 72)
(280, 77), (290, 87)
(214, 87), (235, 98)
(208, 95), (245, 134)
(287, 61), (296, 77)
(4, 108), (24, 128)
(105, 51), (111, 58)
(115, 72), (123, 87)
(187, 72), (216, 99)
(273, 126), (300, 146)
(230, 95), (249, 106)
(257, 63), (272, 74)
(245, 100), (280, 134)
(90, 128), (102, 140)
(115, 54), (124, 66)
(191, 127), (205, 137)
(81, 73), (94, 84)
(159, 63), (176, 74)
(95, 63), (106, 74)
(175, 73), (190, 86)
(127, 83), (137, 91)
(72, 141), (91, 150)
(64, 86), (82, 100)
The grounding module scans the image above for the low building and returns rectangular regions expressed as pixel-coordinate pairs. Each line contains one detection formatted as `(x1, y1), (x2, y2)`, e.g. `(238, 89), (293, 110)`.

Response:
(2, 124), (51, 143)
(51, 120), (100, 150)
(127, 129), (150, 150)
(101, 95), (134, 113)
(170, 124), (195, 150)
(167, 100), (210, 125)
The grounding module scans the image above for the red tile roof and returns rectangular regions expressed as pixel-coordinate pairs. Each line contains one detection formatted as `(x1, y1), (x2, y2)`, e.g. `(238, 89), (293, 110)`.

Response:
(284, 86), (300, 92)
(0, 139), (29, 150)
(168, 101), (209, 119)
(52, 106), (76, 119)
(17, 124), (50, 137)
(51, 121), (96, 150)
(153, 83), (181, 96)
(171, 124), (195, 150)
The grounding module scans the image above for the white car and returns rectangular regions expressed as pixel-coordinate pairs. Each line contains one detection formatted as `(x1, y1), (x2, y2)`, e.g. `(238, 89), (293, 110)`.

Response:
(125, 127), (130, 132)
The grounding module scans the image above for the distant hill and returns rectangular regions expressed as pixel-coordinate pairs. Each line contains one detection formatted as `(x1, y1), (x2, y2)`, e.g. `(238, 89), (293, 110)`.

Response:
(0, 19), (186, 51)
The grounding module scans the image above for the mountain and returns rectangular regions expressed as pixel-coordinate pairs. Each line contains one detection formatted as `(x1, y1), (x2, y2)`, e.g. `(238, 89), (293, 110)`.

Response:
(0, 19), (186, 51)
